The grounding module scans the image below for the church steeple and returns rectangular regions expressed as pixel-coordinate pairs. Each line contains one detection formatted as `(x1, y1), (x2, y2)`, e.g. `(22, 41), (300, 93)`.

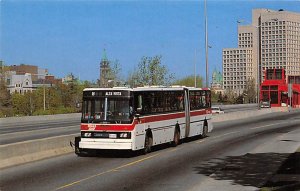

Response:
(99, 49), (111, 87)
(101, 49), (108, 62)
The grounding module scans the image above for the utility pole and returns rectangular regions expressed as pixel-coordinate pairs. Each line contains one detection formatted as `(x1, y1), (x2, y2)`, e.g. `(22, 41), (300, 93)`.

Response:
(204, 0), (209, 88)
(194, 50), (197, 88)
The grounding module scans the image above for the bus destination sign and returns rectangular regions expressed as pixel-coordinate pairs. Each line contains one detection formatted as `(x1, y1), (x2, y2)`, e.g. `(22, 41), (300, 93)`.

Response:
(105, 92), (122, 96)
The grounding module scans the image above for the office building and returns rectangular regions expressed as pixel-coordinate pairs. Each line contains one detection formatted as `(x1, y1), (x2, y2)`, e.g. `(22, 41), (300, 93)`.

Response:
(223, 48), (254, 95)
(223, 8), (300, 94)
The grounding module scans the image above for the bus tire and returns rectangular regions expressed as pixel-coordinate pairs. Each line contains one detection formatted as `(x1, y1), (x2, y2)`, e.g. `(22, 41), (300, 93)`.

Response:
(143, 132), (153, 154)
(172, 127), (180, 147)
(201, 121), (208, 138)
(75, 148), (87, 157)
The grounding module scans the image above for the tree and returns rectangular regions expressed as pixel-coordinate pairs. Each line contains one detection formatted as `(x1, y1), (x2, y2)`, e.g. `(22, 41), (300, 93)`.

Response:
(12, 93), (31, 116)
(243, 78), (256, 103)
(128, 56), (174, 87)
(173, 75), (203, 87)
(211, 90), (219, 103)
(0, 63), (13, 117)
(109, 59), (123, 86)
(223, 89), (235, 104)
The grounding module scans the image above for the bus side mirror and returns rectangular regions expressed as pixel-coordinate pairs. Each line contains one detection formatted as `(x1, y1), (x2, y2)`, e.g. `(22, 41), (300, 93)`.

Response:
(137, 107), (142, 113)
(135, 113), (140, 122)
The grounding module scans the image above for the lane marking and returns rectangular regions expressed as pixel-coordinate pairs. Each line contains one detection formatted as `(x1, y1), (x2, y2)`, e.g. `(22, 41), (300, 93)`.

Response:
(212, 131), (240, 139)
(167, 148), (179, 152)
(54, 153), (160, 190)
(250, 121), (292, 130)
(196, 140), (205, 143)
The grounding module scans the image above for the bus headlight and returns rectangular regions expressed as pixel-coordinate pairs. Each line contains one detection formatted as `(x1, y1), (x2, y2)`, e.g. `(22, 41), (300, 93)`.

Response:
(119, 132), (131, 139)
(83, 133), (92, 137)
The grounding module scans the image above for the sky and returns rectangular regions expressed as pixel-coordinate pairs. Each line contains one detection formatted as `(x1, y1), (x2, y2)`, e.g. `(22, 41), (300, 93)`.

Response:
(1, 0), (299, 83)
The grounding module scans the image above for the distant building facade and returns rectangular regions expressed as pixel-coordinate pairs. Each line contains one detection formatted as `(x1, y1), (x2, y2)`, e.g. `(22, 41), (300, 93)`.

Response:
(223, 8), (300, 95)
(211, 69), (224, 94)
(255, 9), (300, 81)
(5, 72), (34, 94)
(4, 64), (60, 94)
(9, 64), (38, 81)
(62, 73), (77, 85)
(223, 48), (254, 95)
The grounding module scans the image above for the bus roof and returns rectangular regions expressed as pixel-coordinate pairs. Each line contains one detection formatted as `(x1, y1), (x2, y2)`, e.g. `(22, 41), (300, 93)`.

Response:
(83, 86), (210, 92)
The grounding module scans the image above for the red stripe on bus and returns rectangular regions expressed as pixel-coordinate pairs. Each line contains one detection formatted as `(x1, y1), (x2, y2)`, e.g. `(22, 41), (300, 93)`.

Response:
(142, 112), (185, 123)
(190, 109), (212, 116)
(81, 109), (211, 131)
(81, 122), (137, 131)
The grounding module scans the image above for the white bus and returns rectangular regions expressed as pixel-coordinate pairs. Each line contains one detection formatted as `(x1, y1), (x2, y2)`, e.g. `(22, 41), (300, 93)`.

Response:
(74, 87), (213, 155)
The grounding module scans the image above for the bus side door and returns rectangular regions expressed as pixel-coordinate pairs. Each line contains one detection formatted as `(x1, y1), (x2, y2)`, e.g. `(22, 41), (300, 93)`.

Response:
(184, 88), (190, 137)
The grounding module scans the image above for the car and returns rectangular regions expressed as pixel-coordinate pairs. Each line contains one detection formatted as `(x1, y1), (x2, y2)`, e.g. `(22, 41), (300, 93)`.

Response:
(260, 100), (271, 108)
(211, 106), (224, 114)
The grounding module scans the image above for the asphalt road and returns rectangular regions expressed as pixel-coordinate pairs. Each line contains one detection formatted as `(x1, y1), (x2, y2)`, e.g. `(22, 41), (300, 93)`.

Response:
(1, 110), (299, 191)
(0, 104), (255, 145)
(0, 119), (80, 145)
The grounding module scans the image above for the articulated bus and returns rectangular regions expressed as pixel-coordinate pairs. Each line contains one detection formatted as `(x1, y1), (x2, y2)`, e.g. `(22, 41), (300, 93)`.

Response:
(74, 87), (213, 155)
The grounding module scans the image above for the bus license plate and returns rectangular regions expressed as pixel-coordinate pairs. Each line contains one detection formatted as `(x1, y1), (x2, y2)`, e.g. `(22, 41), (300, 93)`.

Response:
(94, 133), (109, 138)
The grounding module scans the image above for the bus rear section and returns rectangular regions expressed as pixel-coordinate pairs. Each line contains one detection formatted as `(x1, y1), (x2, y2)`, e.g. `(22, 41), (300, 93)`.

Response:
(74, 87), (213, 156)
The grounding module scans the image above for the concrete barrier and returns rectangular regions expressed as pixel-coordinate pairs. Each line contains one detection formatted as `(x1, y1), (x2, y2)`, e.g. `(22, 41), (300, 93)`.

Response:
(212, 107), (285, 123)
(0, 134), (78, 169)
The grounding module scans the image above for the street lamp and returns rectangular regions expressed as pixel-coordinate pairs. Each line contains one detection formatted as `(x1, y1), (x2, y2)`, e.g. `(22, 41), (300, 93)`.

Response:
(194, 49), (197, 88)
(204, 0), (208, 88)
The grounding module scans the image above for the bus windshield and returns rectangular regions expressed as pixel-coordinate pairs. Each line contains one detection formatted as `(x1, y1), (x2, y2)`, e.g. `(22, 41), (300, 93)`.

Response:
(82, 98), (133, 124)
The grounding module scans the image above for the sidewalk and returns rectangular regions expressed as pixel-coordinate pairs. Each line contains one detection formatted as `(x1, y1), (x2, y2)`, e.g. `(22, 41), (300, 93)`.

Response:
(190, 125), (300, 191)
(261, 147), (300, 191)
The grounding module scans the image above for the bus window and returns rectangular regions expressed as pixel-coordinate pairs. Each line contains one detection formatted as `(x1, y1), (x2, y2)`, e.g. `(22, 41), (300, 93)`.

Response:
(94, 100), (104, 119)
(190, 91), (196, 110)
(137, 95), (143, 113)
(201, 91), (207, 108)
(206, 91), (211, 108)
(82, 100), (94, 120)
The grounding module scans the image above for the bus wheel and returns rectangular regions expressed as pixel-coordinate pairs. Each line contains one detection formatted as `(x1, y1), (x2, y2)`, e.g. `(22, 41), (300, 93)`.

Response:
(144, 134), (153, 154)
(75, 148), (86, 157)
(172, 128), (180, 147)
(201, 122), (208, 138)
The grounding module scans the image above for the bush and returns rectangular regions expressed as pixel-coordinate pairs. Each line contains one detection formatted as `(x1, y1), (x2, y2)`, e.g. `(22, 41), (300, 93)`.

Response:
(0, 108), (14, 118)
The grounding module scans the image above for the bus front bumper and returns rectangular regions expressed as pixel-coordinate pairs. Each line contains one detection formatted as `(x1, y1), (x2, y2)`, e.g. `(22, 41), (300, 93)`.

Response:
(79, 138), (133, 150)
